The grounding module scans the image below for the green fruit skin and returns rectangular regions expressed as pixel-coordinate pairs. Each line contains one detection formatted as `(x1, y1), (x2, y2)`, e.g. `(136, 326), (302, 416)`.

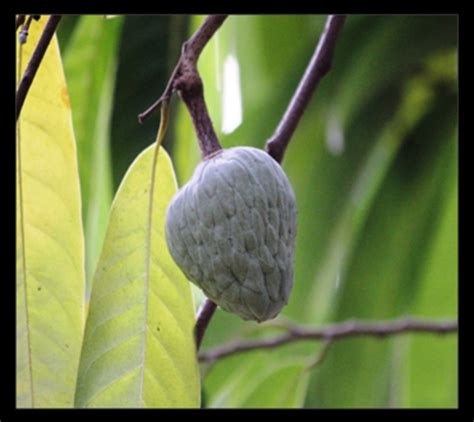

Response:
(165, 146), (296, 322)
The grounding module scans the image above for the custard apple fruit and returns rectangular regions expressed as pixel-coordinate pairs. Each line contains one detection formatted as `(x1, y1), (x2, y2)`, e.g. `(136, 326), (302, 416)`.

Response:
(165, 146), (296, 322)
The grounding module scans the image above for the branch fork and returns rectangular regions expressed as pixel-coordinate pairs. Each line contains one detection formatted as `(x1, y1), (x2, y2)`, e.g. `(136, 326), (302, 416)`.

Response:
(139, 16), (227, 160)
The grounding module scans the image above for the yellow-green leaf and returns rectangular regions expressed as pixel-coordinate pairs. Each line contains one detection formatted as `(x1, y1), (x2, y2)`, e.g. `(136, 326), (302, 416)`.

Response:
(16, 17), (86, 408)
(75, 144), (200, 408)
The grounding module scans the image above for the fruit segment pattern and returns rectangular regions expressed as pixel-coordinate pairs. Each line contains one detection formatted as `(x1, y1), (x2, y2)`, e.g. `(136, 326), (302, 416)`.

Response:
(166, 147), (297, 322)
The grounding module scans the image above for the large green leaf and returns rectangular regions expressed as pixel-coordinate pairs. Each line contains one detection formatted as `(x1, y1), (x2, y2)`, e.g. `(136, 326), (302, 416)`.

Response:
(63, 15), (124, 295)
(16, 17), (85, 407)
(75, 144), (200, 408)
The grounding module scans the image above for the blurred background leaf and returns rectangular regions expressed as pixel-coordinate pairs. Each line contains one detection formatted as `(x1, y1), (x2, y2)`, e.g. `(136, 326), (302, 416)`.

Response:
(62, 16), (124, 297)
(56, 15), (458, 408)
(204, 352), (309, 408)
(109, 15), (188, 189)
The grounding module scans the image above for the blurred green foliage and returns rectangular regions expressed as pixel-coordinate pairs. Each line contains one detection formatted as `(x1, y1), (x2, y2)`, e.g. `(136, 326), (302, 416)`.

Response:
(58, 15), (458, 408)
(62, 16), (124, 297)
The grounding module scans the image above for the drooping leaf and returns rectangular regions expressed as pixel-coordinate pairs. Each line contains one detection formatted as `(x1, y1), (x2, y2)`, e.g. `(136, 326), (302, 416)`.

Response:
(75, 144), (200, 408)
(16, 16), (85, 408)
(63, 15), (124, 296)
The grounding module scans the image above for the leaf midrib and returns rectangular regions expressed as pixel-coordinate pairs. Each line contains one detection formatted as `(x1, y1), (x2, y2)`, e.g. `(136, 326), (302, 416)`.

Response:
(17, 95), (35, 407)
(138, 143), (160, 407)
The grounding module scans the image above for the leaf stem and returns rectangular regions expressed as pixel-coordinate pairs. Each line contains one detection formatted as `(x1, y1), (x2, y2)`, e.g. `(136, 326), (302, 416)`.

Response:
(195, 299), (217, 350)
(139, 102), (171, 402)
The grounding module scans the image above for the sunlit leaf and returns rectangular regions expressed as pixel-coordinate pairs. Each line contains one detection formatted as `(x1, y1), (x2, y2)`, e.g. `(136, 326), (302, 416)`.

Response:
(75, 144), (200, 408)
(16, 16), (85, 408)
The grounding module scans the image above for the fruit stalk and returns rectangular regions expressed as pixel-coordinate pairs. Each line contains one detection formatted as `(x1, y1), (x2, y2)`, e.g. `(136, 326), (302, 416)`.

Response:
(174, 62), (222, 158)
(195, 300), (218, 350)
(138, 15), (227, 128)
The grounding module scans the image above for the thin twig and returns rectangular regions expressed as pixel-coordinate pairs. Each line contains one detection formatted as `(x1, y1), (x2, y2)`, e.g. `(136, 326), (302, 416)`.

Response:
(198, 318), (458, 362)
(195, 299), (218, 350)
(139, 15), (226, 160)
(266, 15), (346, 163)
(16, 15), (62, 121)
(137, 60), (182, 124)
(16, 15), (26, 31)
(18, 15), (34, 44)
(138, 15), (227, 124)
